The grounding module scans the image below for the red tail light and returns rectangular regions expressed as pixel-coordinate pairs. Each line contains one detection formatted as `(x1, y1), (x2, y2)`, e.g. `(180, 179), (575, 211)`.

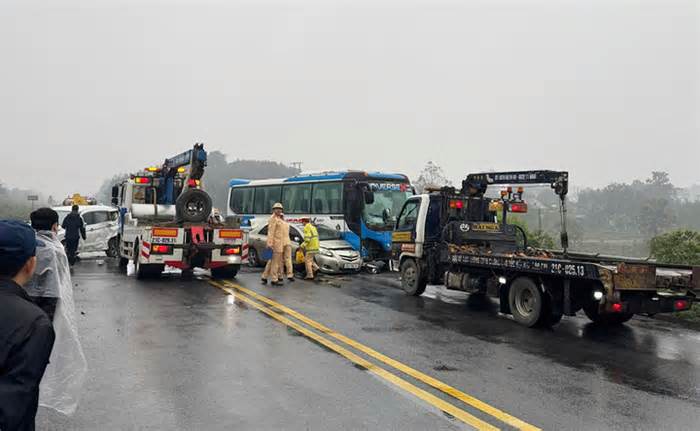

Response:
(222, 246), (240, 255)
(187, 179), (201, 187)
(449, 200), (464, 209)
(151, 244), (173, 254)
(611, 302), (623, 313)
(134, 177), (151, 184)
(674, 300), (689, 311)
(509, 202), (528, 213)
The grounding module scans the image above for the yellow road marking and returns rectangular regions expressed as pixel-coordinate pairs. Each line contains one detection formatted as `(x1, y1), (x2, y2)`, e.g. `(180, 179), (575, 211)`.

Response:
(210, 281), (498, 431)
(222, 280), (540, 431)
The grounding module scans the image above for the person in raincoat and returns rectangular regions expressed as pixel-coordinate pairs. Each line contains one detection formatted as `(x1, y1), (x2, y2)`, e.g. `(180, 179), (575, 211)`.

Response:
(25, 208), (88, 418)
(0, 219), (55, 431)
(301, 218), (320, 280)
(261, 203), (287, 286)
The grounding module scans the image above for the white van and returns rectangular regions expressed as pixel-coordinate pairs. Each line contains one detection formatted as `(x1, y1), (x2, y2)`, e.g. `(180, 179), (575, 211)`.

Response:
(53, 205), (120, 257)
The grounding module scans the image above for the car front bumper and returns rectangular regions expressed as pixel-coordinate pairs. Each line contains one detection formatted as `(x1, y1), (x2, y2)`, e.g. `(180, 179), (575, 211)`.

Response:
(315, 253), (362, 274)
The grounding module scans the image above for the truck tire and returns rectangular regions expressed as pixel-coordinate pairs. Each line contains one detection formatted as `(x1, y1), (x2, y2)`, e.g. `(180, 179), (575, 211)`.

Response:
(583, 303), (634, 325)
(211, 265), (239, 279)
(176, 189), (212, 223)
(401, 259), (427, 296)
(135, 242), (163, 279)
(508, 277), (544, 327)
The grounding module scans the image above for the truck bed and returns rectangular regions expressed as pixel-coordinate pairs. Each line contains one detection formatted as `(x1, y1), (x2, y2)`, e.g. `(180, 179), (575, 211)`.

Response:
(441, 246), (698, 293)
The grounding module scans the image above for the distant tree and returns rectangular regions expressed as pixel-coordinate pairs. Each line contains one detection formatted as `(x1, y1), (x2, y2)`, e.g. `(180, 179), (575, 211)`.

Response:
(507, 217), (556, 249)
(638, 197), (675, 238)
(95, 173), (130, 205)
(414, 161), (451, 193)
(92, 151), (301, 211)
(203, 152), (301, 210)
(650, 230), (700, 265)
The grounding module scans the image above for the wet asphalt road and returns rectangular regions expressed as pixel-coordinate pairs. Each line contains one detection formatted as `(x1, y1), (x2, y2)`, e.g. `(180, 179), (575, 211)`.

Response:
(37, 259), (700, 430)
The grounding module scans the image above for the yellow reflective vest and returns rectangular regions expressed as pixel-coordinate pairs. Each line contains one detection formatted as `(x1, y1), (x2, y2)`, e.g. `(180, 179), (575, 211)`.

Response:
(302, 223), (319, 252)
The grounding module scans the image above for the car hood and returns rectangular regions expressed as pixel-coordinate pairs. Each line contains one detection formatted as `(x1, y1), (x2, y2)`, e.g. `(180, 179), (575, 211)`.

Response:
(319, 239), (355, 251)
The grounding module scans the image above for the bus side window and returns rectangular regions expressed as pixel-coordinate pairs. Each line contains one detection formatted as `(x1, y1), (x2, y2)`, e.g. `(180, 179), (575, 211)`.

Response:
(396, 200), (420, 232)
(254, 186), (282, 214)
(282, 184), (311, 214)
(230, 187), (255, 214)
(312, 182), (343, 214)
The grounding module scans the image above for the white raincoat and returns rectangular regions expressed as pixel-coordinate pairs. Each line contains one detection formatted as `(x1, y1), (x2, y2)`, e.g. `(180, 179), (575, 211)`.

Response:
(26, 230), (88, 416)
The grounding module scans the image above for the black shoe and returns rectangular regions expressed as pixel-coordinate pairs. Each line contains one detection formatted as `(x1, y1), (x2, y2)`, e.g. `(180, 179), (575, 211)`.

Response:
(261, 278), (268, 285)
(287, 277), (295, 282)
(271, 280), (284, 286)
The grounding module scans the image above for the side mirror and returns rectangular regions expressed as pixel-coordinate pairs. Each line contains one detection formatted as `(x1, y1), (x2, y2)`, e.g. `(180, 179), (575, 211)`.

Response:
(111, 197), (118, 206)
(364, 190), (375, 205)
(111, 186), (119, 199)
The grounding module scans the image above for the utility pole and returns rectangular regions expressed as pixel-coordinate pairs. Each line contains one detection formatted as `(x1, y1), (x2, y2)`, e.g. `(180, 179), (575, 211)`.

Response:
(538, 207), (543, 232)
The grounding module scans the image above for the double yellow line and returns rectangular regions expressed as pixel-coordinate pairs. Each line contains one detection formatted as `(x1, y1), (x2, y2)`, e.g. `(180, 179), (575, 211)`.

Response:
(209, 280), (540, 431)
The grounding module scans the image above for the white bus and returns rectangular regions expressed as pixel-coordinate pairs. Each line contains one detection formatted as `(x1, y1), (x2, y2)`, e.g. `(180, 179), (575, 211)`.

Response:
(228, 171), (414, 261)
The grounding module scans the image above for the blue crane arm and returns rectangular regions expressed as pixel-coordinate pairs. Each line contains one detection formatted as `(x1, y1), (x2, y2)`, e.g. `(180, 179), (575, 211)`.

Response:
(159, 143), (208, 205)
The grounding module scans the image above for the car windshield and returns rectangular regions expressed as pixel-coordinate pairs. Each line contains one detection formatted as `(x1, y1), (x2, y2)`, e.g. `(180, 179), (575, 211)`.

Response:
(317, 225), (342, 241)
(362, 186), (413, 231)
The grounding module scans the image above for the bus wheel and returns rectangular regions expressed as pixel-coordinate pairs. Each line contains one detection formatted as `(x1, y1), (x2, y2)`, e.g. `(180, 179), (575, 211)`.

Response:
(401, 259), (426, 296)
(508, 277), (543, 327)
(583, 303), (633, 325)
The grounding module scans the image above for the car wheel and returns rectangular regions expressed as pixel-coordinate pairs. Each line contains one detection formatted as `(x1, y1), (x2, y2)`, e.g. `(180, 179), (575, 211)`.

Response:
(248, 247), (260, 267)
(106, 237), (120, 258)
(400, 259), (426, 296)
(508, 277), (543, 327)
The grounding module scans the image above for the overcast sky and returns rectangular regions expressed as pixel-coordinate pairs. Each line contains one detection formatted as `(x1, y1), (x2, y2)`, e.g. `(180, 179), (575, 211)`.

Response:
(0, 0), (697, 198)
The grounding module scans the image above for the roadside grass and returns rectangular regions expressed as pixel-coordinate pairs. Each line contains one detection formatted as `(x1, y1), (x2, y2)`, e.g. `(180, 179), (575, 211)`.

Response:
(676, 305), (700, 324)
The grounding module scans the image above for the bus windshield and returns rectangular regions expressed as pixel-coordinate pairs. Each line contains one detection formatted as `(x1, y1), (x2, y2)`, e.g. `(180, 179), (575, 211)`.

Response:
(363, 185), (413, 230)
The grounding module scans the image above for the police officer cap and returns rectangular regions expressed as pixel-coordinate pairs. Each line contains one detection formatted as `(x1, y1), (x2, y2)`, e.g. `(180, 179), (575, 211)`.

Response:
(0, 220), (37, 271)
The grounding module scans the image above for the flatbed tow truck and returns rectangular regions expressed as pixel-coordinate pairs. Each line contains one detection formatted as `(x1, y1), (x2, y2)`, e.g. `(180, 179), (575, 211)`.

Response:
(112, 144), (247, 279)
(391, 170), (698, 327)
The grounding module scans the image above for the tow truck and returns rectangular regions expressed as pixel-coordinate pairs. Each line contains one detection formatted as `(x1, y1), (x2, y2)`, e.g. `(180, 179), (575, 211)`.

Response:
(111, 144), (247, 279)
(391, 170), (698, 327)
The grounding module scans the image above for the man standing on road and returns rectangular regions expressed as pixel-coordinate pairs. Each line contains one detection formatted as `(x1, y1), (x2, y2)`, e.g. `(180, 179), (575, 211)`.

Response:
(261, 203), (287, 286)
(26, 208), (88, 417)
(279, 213), (295, 283)
(301, 218), (320, 280)
(61, 205), (85, 266)
(0, 220), (56, 431)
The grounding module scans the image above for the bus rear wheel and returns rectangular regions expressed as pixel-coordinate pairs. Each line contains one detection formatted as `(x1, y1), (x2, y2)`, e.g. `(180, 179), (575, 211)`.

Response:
(401, 259), (426, 296)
